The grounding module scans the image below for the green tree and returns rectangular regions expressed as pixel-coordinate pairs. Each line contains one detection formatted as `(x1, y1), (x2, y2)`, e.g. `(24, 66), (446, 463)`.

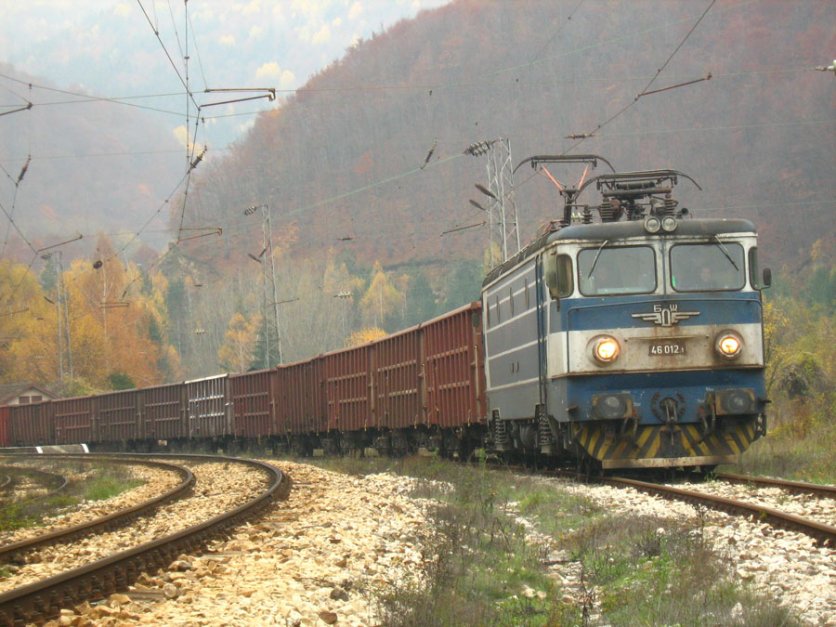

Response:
(441, 259), (483, 313)
(403, 271), (438, 327)
(107, 372), (136, 390)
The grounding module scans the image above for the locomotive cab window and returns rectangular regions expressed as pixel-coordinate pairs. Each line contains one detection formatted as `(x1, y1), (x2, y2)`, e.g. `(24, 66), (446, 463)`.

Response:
(670, 242), (745, 292)
(543, 251), (574, 299)
(578, 246), (656, 296)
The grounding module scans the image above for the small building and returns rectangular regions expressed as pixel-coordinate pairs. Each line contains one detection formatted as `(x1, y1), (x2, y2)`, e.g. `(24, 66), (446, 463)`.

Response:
(0, 383), (55, 406)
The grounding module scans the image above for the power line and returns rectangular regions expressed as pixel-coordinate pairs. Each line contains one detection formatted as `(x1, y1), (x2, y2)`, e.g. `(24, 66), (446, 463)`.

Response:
(134, 0), (199, 112)
(565, 0), (717, 153)
(0, 149), (183, 163)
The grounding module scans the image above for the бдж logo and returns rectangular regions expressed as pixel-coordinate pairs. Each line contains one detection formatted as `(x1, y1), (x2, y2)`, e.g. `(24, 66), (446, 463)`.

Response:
(631, 304), (700, 327)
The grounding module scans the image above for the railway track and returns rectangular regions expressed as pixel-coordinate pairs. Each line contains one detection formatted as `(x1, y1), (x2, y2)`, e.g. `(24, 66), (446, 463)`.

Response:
(607, 475), (836, 546)
(0, 458), (194, 564)
(0, 453), (290, 625)
(0, 466), (68, 503)
(715, 472), (836, 498)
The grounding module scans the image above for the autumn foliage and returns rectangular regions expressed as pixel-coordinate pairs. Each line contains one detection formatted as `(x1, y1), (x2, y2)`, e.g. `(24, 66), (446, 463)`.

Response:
(0, 235), (180, 394)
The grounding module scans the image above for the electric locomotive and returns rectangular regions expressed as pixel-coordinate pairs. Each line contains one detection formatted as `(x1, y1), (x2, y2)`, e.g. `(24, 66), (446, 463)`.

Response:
(481, 156), (770, 471)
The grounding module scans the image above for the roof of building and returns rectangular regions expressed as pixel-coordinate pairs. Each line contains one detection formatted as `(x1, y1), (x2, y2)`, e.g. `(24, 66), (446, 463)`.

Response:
(0, 382), (55, 405)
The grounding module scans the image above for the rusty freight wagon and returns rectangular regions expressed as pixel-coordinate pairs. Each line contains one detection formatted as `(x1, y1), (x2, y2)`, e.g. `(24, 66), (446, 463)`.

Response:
(277, 358), (326, 453)
(230, 368), (279, 440)
(0, 405), (9, 447)
(8, 401), (54, 447)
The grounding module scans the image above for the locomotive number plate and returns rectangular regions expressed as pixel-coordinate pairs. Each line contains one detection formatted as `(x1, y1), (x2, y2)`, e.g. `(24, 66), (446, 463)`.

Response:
(648, 340), (687, 356)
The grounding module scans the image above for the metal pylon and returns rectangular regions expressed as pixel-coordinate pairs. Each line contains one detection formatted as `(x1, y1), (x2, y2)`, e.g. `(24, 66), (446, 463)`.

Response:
(468, 138), (521, 266)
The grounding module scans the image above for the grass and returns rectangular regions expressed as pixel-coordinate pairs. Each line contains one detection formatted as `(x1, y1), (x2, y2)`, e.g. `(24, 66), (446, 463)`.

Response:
(0, 463), (143, 534)
(721, 392), (836, 484)
(305, 455), (800, 626)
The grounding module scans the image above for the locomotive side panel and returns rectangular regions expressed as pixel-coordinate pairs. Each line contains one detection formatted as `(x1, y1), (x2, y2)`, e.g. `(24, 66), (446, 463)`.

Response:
(482, 260), (541, 421)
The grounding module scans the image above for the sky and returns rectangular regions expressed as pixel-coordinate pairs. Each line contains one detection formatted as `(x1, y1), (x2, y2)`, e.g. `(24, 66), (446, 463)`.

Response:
(0, 0), (452, 151)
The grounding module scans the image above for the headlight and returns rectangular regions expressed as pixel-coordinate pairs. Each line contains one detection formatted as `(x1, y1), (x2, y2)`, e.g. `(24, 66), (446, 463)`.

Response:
(592, 335), (621, 364)
(661, 215), (678, 232)
(644, 216), (661, 234)
(715, 331), (743, 359)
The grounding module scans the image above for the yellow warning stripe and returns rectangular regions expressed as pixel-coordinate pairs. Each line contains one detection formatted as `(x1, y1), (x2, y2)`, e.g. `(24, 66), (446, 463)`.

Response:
(577, 418), (759, 462)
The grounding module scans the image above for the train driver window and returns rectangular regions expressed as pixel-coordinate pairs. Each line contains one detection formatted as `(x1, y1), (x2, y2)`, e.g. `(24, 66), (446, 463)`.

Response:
(543, 251), (574, 299)
(578, 246), (656, 296)
(670, 242), (745, 292)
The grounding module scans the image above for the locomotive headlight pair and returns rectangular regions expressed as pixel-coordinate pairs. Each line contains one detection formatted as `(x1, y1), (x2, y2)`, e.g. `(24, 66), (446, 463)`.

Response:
(592, 335), (621, 364)
(643, 216), (677, 234)
(715, 331), (743, 359)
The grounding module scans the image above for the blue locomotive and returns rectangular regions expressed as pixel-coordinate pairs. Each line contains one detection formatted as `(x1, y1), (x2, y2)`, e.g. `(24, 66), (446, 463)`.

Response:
(482, 157), (770, 471)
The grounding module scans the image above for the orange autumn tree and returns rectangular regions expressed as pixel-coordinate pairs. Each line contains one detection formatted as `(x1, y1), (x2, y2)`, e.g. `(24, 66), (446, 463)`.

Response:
(218, 311), (262, 373)
(360, 261), (404, 330)
(346, 327), (387, 347)
(62, 235), (178, 389)
(0, 258), (58, 384)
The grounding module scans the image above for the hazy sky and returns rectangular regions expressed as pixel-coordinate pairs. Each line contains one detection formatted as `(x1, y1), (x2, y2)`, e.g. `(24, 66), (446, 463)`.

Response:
(0, 0), (452, 149)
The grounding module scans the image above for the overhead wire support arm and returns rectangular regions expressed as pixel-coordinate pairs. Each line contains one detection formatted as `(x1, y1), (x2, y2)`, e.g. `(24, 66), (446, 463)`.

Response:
(36, 234), (84, 255)
(441, 222), (486, 236)
(0, 102), (32, 118)
(204, 87), (276, 100)
(637, 73), (712, 98)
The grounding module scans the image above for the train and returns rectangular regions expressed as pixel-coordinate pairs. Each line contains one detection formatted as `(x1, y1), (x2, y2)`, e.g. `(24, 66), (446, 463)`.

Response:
(0, 158), (770, 472)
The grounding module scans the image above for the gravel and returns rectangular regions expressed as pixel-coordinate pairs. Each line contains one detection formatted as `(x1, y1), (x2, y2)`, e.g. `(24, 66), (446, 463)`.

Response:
(23, 461), (834, 626)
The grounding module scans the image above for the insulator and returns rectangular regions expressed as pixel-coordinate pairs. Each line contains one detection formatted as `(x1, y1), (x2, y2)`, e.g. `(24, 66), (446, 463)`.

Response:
(598, 200), (617, 222)
(663, 195), (678, 216)
(583, 206), (593, 224)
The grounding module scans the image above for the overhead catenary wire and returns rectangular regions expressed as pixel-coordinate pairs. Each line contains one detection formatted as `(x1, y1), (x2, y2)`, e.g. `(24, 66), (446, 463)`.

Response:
(563, 0), (718, 155)
(134, 0), (199, 113)
(1, 155), (32, 256)
(3, 0), (825, 278)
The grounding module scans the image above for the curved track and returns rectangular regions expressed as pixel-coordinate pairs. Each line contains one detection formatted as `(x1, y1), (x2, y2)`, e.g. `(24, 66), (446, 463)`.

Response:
(0, 458), (194, 563)
(0, 466), (68, 502)
(0, 454), (290, 625)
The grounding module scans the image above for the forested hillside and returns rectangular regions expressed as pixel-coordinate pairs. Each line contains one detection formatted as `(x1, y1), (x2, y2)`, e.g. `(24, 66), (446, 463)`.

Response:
(180, 0), (833, 273)
(1, 0), (833, 386)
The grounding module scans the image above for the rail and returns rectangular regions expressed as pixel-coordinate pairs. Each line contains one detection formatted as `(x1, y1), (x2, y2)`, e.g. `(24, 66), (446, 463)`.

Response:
(608, 476), (836, 546)
(0, 453), (290, 625)
(715, 472), (836, 498)
(0, 458), (194, 563)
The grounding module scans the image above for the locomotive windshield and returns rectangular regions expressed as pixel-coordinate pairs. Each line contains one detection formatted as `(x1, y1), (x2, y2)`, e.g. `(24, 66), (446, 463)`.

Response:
(578, 245), (656, 295)
(670, 242), (746, 291)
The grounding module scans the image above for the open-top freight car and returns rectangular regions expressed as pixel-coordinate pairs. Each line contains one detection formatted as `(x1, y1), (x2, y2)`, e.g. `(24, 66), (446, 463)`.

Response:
(0, 303), (486, 458)
(270, 301), (486, 457)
